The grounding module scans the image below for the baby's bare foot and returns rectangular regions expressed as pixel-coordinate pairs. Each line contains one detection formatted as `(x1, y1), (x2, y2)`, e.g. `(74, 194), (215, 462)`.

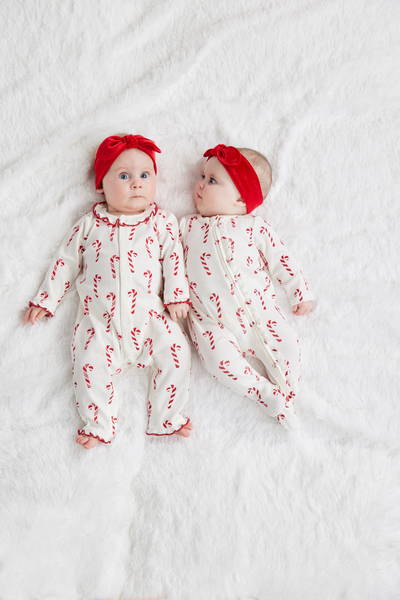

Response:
(76, 434), (100, 449)
(175, 421), (193, 437)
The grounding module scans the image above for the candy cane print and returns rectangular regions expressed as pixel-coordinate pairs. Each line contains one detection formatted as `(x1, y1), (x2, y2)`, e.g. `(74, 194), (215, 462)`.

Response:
(145, 236), (154, 258)
(174, 288), (183, 300)
(129, 227), (136, 241)
(170, 252), (179, 276)
(166, 223), (174, 240)
(148, 399), (152, 418)
(79, 263), (88, 284)
(285, 391), (295, 408)
(149, 310), (172, 333)
(127, 251), (137, 273)
(200, 252), (212, 276)
(210, 293), (222, 319)
(88, 403), (99, 423)
(128, 289), (137, 314)
(246, 227), (253, 246)
(163, 420), (172, 428)
(228, 340), (241, 354)
(84, 328), (95, 350)
(294, 289), (303, 302)
(105, 345), (114, 367)
(103, 310), (111, 332)
(153, 223), (160, 238)
(92, 240), (101, 262)
(219, 360), (238, 380)
(131, 328), (141, 351)
(191, 306), (203, 321)
(260, 226), (275, 247)
(202, 331), (215, 350)
(107, 292), (116, 318)
(189, 281), (202, 303)
(51, 259), (65, 281)
(40, 291), (49, 302)
(259, 251), (269, 272)
(280, 255), (294, 277)
(166, 385), (177, 409)
(67, 225), (80, 247)
(247, 387), (262, 402)
(144, 337), (154, 356)
(111, 368), (122, 377)
(184, 245), (189, 268)
(188, 216), (197, 232)
(111, 416), (117, 435)
(300, 270), (310, 291)
(93, 274), (101, 298)
(221, 237), (235, 254)
(263, 276), (271, 293)
(144, 270), (153, 294)
(58, 281), (71, 303)
(236, 308), (247, 334)
(201, 222), (210, 243)
(137, 363), (146, 369)
(267, 320), (282, 342)
(83, 363), (94, 389)
(244, 366), (261, 382)
(254, 289), (266, 310)
(84, 295), (92, 315)
(153, 367), (162, 390)
(109, 222), (117, 242)
(171, 344), (181, 368)
(110, 255), (120, 279)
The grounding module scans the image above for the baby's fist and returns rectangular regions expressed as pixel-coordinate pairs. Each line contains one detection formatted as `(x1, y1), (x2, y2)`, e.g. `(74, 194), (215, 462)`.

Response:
(292, 300), (313, 316)
(167, 302), (189, 321)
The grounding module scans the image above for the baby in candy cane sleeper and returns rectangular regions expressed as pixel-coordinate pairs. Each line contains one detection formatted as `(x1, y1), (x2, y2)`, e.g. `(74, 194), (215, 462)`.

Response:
(24, 134), (193, 448)
(180, 144), (314, 430)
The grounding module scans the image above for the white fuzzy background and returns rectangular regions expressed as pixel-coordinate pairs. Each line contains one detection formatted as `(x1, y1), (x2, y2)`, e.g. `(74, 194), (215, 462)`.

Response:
(1, 1), (399, 599)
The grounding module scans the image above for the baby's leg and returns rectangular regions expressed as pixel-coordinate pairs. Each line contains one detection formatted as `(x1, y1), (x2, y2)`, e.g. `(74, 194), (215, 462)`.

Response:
(145, 314), (192, 437)
(72, 319), (121, 448)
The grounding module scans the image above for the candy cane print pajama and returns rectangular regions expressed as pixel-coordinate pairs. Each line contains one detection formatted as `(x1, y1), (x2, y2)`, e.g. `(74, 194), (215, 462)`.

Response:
(30, 202), (191, 443)
(180, 214), (314, 430)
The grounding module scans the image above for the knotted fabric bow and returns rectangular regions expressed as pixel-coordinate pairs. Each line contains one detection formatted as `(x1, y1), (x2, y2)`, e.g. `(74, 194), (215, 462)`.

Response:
(203, 144), (263, 213)
(94, 134), (161, 189)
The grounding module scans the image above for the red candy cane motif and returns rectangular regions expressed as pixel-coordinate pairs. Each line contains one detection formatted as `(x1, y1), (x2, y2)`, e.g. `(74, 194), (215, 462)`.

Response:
(127, 251), (137, 273)
(167, 385), (176, 409)
(85, 328), (95, 350)
(247, 387), (261, 401)
(145, 237), (154, 258)
(300, 270), (310, 291)
(51, 259), (65, 281)
(67, 226), (80, 247)
(254, 289), (267, 310)
(259, 251), (269, 272)
(230, 218), (237, 227)
(107, 292), (116, 317)
(153, 223), (160, 238)
(184, 245), (189, 267)
(143, 270), (153, 294)
(149, 310), (172, 333)
(246, 227), (253, 246)
(229, 340), (241, 354)
(129, 227), (136, 241)
(105, 345), (114, 367)
(260, 226), (275, 247)
(202, 331), (215, 350)
(267, 320), (282, 342)
(128, 289), (137, 314)
(40, 291), (49, 302)
(92, 240), (101, 262)
(244, 366), (260, 382)
(110, 255), (120, 279)
(219, 360), (238, 380)
(153, 367), (162, 389)
(221, 237), (235, 254)
(188, 216), (197, 232)
(170, 252), (179, 276)
(93, 274), (101, 298)
(294, 289), (303, 302)
(88, 403), (99, 423)
(84, 296), (92, 315)
(163, 420), (172, 428)
(189, 281), (202, 303)
(103, 311), (111, 332)
(236, 308), (247, 334)
(83, 363), (93, 388)
(131, 328), (141, 351)
(174, 288), (183, 299)
(201, 222), (210, 243)
(80, 264), (88, 284)
(191, 306), (203, 322)
(200, 253), (212, 275)
(111, 416), (117, 434)
(210, 293), (222, 319)
(166, 223), (174, 240)
(145, 337), (153, 356)
(171, 344), (181, 368)
(280, 255), (294, 277)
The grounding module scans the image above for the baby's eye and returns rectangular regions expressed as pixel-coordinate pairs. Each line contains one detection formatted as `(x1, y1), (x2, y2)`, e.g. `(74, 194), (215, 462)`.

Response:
(119, 173), (129, 180)
(209, 177), (216, 184)
(200, 174), (205, 180)
(140, 172), (149, 179)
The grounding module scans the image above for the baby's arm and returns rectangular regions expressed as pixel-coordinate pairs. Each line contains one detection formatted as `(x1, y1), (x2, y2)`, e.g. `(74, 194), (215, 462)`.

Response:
(254, 217), (314, 314)
(23, 306), (49, 325)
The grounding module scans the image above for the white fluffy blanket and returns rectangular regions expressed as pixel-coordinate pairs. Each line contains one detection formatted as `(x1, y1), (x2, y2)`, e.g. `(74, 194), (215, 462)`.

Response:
(1, 1), (399, 599)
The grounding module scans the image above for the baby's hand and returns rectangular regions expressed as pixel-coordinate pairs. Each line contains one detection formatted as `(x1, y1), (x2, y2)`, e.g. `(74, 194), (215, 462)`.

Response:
(167, 303), (189, 322)
(23, 306), (49, 325)
(292, 300), (313, 316)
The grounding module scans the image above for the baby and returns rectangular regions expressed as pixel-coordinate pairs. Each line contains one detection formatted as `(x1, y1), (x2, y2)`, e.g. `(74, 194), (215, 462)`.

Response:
(24, 134), (193, 448)
(180, 144), (314, 430)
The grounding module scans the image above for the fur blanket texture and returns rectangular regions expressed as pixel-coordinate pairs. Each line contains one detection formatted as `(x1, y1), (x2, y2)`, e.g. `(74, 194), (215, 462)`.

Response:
(1, 1), (399, 599)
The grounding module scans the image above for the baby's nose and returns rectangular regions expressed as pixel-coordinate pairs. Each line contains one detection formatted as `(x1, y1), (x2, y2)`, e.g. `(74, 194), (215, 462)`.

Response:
(131, 177), (142, 187)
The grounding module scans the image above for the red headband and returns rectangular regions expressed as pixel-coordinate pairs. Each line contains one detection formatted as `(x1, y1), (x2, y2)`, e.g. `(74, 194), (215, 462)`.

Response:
(94, 134), (161, 189)
(203, 144), (263, 213)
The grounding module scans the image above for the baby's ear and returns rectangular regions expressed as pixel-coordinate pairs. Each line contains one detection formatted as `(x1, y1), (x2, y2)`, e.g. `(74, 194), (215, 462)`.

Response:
(236, 198), (246, 205)
(96, 185), (104, 194)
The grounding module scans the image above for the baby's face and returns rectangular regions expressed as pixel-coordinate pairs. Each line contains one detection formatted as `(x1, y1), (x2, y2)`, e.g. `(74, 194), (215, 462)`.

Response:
(97, 148), (157, 216)
(195, 157), (246, 217)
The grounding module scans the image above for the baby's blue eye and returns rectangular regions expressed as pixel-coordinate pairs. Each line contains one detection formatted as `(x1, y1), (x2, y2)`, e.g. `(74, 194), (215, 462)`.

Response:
(141, 172), (149, 179)
(209, 177), (216, 184)
(119, 173), (129, 180)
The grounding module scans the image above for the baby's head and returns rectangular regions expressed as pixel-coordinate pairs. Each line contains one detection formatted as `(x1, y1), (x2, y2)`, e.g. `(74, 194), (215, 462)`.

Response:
(195, 144), (272, 217)
(94, 134), (161, 217)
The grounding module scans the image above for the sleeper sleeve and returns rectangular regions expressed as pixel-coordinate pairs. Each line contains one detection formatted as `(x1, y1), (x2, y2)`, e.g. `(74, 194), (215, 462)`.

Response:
(30, 215), (89, 316)
(253, 217), (314, 307)
(158, 213), (191, 307)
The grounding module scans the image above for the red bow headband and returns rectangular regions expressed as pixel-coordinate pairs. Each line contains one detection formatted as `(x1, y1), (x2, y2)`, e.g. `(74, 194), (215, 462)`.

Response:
(203, 144), (263, 213)
(94, 134), (161, 189)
